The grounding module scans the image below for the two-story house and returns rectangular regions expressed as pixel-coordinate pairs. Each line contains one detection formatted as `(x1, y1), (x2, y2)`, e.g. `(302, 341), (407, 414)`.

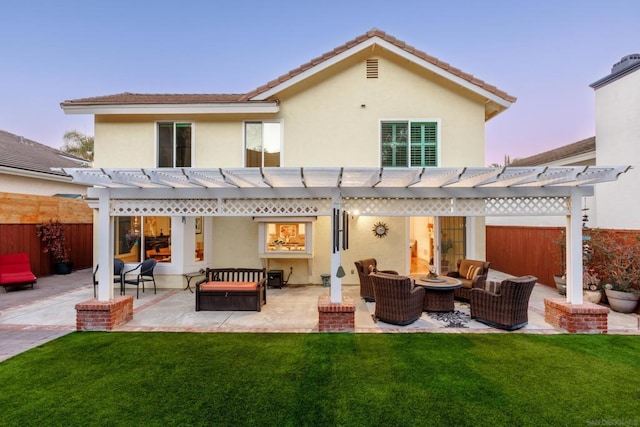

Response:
(61, 29), (626, 316)
(61, 30), (517, 291)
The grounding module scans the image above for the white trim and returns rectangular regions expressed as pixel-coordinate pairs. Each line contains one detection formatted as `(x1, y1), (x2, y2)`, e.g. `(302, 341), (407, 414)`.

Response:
(62, 103), (279, 115)
(250, 37), (513, 110)
(155, 121), (195, 168)
(242, 120), (283, 167)
(252, 216), (317, 222)
(0, 166), (78, 184)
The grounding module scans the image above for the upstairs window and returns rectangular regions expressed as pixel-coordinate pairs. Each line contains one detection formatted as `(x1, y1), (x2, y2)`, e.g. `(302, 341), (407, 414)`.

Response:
(158, 122), (192, 167)
(245, 121), (281, 167)
(381, 121), (438, 167)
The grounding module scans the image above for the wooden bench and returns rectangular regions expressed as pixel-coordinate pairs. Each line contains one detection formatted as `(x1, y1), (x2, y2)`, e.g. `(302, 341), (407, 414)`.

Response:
(0, 253), (37, 291)
(195, 268), (267, 312)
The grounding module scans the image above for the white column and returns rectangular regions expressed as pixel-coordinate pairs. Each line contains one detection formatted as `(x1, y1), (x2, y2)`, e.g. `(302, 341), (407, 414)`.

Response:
(96, 188), (115, 302)
(565, 190), (583, 304)
(330, 192), (342, 303)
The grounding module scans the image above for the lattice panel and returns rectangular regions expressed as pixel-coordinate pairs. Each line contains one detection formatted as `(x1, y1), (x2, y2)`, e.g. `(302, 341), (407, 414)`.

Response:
(112, 199), (218, 216)
(220, 198), (332, 216)
(112, 198), (333, 216)
(485, 197), (569, 215)
(110, 196), (569, 216)
(344, 198), (455, 216)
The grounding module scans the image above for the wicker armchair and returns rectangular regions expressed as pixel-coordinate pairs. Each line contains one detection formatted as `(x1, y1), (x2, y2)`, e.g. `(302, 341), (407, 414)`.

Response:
(447, 259), (490, 301)
(370, 273), (425, 326)
(470, 275), (537, 330)
(354, 258), (398, 302)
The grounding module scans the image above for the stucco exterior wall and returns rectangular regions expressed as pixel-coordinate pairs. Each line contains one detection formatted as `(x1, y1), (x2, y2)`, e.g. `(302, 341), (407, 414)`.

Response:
(89, 50), (492, 287)
(1, 173), (87, 197)
(278, 54), (486, 167)
(594, 68), (640, 229)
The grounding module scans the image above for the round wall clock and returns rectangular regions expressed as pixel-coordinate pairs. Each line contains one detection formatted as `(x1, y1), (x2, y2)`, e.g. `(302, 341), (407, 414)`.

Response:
(372, 221), (389, 238)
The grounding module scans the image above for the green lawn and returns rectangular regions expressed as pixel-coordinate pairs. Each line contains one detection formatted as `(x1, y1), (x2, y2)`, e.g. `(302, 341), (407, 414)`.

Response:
(1, 333), (639, 426)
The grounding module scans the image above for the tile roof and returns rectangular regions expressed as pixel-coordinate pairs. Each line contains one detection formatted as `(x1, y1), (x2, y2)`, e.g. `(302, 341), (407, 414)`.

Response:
(241, 29), (516, 103)
(61, 93), (248, 106)
(0, 130), (88, 176)
(509, 137), (595, 166)
(61, 29), (515, 108)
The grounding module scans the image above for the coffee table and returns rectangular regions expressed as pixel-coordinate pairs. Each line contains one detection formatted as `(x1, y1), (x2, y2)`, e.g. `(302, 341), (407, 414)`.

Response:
(410, 274), (462, 312)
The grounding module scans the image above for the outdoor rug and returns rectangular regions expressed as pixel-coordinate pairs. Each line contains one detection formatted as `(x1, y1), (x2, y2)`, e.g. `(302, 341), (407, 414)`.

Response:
(364, 301), (491, 330)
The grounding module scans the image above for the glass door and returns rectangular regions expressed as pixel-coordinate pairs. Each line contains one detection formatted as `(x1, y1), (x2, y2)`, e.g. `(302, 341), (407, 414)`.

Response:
(439, 217), (466, 273)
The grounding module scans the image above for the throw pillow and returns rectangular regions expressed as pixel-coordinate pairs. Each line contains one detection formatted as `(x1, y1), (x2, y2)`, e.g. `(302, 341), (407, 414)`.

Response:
(465, 265), (480, 280)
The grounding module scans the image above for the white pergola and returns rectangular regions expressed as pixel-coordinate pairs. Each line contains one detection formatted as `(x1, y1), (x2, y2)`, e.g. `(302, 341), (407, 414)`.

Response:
(62, 166), (630, 305)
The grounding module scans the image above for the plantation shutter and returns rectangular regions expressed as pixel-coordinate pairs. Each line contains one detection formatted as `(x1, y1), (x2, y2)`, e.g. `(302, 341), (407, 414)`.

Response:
(410, 122), (437, 167)
(381, 122), (408, 167)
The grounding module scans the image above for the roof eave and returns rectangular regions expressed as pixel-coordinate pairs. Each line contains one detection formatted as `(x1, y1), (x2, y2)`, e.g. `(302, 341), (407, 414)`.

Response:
(61, 102), (280, 115)
(590, 62), (640, 90)
(249, 36), (514, 113)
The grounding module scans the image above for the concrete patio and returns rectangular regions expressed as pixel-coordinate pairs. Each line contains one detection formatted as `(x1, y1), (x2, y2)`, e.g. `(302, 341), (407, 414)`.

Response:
(1, 268), (638, 362)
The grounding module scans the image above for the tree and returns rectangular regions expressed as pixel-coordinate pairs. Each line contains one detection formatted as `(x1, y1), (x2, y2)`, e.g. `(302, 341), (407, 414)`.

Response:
(61, 130), (94, 161)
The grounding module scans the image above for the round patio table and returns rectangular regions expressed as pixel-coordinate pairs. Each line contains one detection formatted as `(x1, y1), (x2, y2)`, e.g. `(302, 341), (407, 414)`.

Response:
(410, 274), (462, 312)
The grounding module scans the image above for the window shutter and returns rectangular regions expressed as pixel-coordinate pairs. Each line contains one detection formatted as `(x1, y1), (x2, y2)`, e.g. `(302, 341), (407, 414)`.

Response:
(410, 122), (437, 167)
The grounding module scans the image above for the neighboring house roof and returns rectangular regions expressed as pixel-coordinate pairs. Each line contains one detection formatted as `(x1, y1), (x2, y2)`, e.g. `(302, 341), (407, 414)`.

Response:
(61, 29), (516, 120)
(0, 129), (89, 178)
(509, 137), (595, 167)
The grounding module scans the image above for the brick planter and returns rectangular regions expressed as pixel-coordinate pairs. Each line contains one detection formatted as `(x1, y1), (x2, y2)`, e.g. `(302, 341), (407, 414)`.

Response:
(318, 296), (355, 332)
(75, 296), (134, 331)
(544, 298), (609, 334)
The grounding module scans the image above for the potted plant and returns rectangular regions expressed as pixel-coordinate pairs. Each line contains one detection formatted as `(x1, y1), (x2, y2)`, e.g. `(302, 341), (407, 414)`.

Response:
(586, 229), (640, 313)
(582, 268), (602, 304)
(36, 219), (73, 274)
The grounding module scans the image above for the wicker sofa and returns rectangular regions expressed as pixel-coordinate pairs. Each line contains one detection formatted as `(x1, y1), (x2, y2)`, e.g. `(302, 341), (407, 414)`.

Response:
(354, 258), (398, 302)
(446, 259), (490, 301)
(370, 273), (424, 326)
(195, 268), (267, 312)
(470, 275), (537, 330)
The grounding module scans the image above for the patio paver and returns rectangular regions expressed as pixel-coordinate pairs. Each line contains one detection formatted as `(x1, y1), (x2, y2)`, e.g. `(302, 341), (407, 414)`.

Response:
(1, 268), (638, 362)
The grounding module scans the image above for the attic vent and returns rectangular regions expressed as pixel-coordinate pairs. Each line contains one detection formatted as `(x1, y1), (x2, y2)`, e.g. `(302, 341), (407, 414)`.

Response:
(366, 59), (379, 78)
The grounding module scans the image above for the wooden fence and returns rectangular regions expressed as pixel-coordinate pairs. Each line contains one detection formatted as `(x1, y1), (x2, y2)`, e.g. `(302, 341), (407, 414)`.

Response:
(487, 225), (640, 289)
(0, 192), (94, 277)
(486, 226), (563, 288)
(0, 223), (93, 277)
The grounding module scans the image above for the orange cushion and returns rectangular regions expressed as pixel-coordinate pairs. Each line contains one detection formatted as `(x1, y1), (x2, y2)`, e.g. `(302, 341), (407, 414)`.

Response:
(200, 281), (258, 291)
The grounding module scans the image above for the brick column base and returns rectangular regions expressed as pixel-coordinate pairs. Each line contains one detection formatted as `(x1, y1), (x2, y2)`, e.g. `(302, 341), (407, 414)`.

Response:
(544, 298), (609, 334)
(318, 296), (355, 332)
(75, 296), (134, 331)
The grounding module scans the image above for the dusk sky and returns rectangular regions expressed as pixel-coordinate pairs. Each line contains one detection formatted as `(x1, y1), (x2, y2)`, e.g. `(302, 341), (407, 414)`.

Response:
(1, 0), (638, 166)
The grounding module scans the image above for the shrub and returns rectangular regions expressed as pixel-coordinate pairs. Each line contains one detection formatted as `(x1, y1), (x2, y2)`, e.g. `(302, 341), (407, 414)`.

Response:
(36, 219), (70, 263)
(585, 229), (640, 292)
